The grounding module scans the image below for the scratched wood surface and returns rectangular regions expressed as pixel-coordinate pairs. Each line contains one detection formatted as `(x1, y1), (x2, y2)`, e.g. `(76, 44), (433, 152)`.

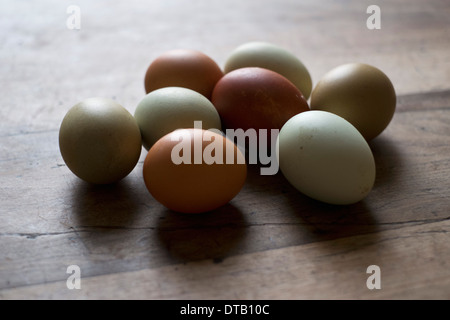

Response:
(1, 0), (449, 300)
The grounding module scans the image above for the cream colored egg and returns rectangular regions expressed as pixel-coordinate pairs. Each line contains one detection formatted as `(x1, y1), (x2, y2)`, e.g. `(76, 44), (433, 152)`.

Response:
(224, 41), (313, 99)
(134, 87), (222, 150)
(276, 110), (376, 205)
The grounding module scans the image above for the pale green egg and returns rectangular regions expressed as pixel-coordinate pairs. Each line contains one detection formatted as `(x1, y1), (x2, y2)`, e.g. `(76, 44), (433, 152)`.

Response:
(134, 87), (222, 150)
(277, 110), (376, 205)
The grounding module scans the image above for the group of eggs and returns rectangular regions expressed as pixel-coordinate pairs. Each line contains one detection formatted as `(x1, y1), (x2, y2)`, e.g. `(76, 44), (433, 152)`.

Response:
(59, 41), (396, 213)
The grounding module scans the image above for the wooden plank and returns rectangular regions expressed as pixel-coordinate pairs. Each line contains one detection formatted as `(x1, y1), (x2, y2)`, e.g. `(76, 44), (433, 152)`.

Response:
(1, 219), (449, 299)
(396, 90), (450, 113)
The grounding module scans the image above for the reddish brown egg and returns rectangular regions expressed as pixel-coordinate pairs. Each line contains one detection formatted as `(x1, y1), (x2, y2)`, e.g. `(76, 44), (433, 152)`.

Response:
(211, 67), (310, 135)
(144, 49), (224, 100)
(143, 129), (247, 214)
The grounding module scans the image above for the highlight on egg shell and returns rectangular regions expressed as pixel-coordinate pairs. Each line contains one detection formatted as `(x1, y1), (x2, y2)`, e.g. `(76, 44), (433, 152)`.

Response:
(59, 97), (142, 184)
(143, 128), (247, 214)
(224, 41), (313, 99)
(144, 49), (224, 100)
(134, 87), (222, 150)
(276, 110), (376, 205)
(310, 62), (396, 141)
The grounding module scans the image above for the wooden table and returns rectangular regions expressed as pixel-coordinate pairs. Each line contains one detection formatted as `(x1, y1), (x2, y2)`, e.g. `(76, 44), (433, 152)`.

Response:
(1, 0), (449, 300)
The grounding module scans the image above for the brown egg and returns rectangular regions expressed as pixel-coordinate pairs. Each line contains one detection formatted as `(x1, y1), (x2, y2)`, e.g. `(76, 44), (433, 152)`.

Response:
(310, 63), (396, 141)
(211, 67), (310, 143)
(144, 49), (224, 100)
(143, 129), (247, 213)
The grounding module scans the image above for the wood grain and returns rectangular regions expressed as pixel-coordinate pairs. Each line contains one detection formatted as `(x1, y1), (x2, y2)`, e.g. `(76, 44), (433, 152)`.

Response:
(2, 219), (450, 300)
(1, 0), (449, 300)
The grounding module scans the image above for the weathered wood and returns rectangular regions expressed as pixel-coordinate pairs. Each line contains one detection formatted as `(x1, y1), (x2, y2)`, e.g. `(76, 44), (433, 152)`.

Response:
(1, 0), (450, 299)
(2, 219), (449, 300)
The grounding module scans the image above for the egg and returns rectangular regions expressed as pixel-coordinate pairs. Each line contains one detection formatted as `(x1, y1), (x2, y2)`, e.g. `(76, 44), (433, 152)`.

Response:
(59, 97), (142, 184)
(143, 128), (247, 213)
(144, 49), (224, 100)
(310, 63), (396, 141)
(224, 41), (313, 99)
(276, 110), (376, 205)
(211, 67), (310, 147)
(134, 87), (222, 150)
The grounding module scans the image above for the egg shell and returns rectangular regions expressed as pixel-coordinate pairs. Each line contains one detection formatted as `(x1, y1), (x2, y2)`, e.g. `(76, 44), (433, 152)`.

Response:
(144, 49), (224, 100)
(211, 67), (310, 136)
(59, 97), (142, 184)
(143, 128), (247, 213)
(310, 63), (396, 141)
(134, 87), (222, 150)
(276, 110), (376, 205)
(224, 41), (313, 99)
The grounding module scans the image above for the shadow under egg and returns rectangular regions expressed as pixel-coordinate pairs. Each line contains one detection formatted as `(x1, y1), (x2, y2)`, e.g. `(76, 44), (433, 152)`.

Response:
(244, 161), (381, 247)
(155, 203), (248, 263)
(369, 134), (405, 189)
(69, 178), (143, 229)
